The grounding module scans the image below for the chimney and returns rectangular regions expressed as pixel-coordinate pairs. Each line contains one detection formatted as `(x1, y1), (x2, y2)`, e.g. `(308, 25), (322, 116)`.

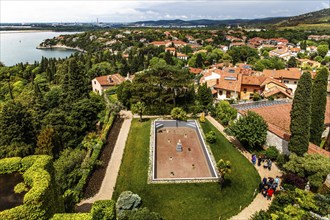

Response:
(216, 78), (219, 85)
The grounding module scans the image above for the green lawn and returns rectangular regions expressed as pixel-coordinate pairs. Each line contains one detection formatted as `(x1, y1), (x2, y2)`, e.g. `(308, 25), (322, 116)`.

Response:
(113, 119), (260, 220)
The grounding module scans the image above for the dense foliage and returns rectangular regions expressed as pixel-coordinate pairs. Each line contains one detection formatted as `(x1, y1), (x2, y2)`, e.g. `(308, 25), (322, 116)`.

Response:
(283, 153), (330, 188)
(230, 111), (268, 149)
(0, 155), (64, 220)
(310, 67), (329, 145)
(215, 101), (237, 126)
(288, 72), (312, 156)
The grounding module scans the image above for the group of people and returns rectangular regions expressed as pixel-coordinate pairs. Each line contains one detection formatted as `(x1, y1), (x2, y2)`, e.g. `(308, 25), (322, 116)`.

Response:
(259, 176), (280, 200)
(251, 154), (272, 170)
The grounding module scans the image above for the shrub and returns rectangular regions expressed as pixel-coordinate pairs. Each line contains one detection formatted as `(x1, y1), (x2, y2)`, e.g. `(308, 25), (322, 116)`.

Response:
(276, 153), (289, 169)
(0, 157), (22, 174)
(51, 213), (92, 220)
(0, 155), (64, 220)
(91, 200), (116, 220)
(265, 146), (279, 160)
(170, 107), (187, 121)
(251, 210), (271, 220)
(14, 182), (29, 194)
(215, 101), (237, 126)
(206, 131), (216, 143)
(223, 127), (233, 136)
(230, 111), (268, 149)
(116, 191), (141, 217)
(282, 173), (307, 189)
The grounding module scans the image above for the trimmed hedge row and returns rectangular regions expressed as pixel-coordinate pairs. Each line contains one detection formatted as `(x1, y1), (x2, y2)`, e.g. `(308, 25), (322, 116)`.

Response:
(72, 113), (116, 198)
(0, 155), (64, 220)
(51, 200), (116, 220)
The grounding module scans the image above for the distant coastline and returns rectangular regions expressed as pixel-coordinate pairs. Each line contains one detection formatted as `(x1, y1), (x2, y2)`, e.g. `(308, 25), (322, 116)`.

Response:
(0, 30), (54, 34)
(36, 44), (85, 53)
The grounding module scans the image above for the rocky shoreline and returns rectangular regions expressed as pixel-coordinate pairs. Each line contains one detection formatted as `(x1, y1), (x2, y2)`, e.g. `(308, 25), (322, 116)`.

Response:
(36, 44), (85, 52)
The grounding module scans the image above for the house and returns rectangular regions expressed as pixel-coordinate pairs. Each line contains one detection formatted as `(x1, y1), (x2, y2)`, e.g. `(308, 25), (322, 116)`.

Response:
(171, 40), (187, 47)
(92, 74), (125, 95)
(269, 47), (293, 61)
(165, 47), (176, 54)
(149, 41), (171, 47)
(240, 75), (266, 100)
(233, 99), (330, 156)
(176, 53), (188, 60)
(229, 42), (246, 48)
(213, 74), (242, 100)
(260, 78), (292, 99)
(199, 69), (221, 87)
(189, 67), (203, 75)
(297, 59), (321, 69)
(260, 68), (302, 94)
(308, 35), (330, 41)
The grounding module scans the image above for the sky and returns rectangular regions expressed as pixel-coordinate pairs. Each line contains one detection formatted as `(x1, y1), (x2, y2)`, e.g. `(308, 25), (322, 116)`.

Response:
(0, 0), (329, 23)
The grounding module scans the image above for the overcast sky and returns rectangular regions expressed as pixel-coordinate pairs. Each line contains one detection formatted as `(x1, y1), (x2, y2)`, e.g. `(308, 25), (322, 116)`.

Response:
(1, 1), (329, 23)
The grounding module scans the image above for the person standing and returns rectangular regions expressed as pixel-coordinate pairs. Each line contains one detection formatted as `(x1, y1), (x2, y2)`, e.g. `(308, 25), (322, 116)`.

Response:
(267, 188), (274, 200)
(267, 159), (272, 171)
(252, 154), (257, 165)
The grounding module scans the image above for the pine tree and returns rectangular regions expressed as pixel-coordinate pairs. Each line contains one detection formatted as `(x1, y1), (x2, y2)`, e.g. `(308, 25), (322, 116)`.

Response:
(196, 53), (204, 68)
(310, 67), (329, 145)
(197, 83), (213, 110)
(288, 72), (312, 156)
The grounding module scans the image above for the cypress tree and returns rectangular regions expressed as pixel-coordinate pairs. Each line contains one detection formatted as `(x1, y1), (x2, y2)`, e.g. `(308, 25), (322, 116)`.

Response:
(310, 67), (329, 145)
(289, 72), (312, 156)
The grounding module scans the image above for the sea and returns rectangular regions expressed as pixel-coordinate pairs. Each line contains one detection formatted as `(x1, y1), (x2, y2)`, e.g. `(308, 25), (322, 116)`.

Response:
(0, 31), (80, 66)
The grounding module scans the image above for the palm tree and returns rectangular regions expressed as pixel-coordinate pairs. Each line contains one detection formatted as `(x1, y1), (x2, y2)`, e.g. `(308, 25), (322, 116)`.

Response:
(131, 101), (146, 122)
(217, 159), (231, 188)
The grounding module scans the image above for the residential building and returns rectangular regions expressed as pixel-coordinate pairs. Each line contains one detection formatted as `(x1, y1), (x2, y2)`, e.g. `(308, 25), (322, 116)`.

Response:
(92, 74), (125, 95)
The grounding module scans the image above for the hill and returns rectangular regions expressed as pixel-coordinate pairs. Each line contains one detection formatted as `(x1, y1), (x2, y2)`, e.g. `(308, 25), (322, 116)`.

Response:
(129, 8), (330, 28)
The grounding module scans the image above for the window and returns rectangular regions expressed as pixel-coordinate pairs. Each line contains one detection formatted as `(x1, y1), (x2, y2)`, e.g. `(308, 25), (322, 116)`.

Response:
(284, 80), (289, 83)
(94, 81), (96, 84)
(294, 81), (297, 84)
(243, 88), (247, 93)
(219, 91), (223, 96)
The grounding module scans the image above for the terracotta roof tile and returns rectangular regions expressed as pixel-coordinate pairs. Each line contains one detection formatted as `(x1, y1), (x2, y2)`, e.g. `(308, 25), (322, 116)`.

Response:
(95, 74), (125, 86)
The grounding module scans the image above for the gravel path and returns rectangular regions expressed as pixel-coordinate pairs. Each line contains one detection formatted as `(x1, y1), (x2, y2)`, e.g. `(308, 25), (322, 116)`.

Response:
(206, 116), (282, 220)
(77, 111), (132, 206)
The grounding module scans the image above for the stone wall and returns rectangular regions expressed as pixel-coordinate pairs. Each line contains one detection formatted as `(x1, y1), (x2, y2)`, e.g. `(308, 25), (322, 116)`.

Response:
(266, 131), (290, 155)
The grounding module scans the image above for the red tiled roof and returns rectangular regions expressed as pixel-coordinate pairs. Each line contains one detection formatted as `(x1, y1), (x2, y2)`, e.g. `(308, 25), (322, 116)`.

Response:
(214, 74), (242, 92)
(308, 143), (330, 158)
(95, 74), (125, 86)
(189, 67), (203, 74)
(262, 68), (302, 80)
(241, 75), (266, 86)
(262, 87), (292, 99)
(260, 78), (287, 88)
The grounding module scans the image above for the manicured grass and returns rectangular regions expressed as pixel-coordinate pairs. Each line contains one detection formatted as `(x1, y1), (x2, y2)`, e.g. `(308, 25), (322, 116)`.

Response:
(113, 119), (260, 219)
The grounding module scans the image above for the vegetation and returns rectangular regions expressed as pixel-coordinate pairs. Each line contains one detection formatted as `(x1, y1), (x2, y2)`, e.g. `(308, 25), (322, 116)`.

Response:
(131, 101), (146, 121)
(0, 155), (64, 220)
(113, 119), (259, 219)
(217, 159), (231, 187)
(288, 72), (312, 156)
(230, 111), (268, 149)
(215, 100), (237, 126)
(170, 107), (187, 121)
(265, 146), (279, 160)
(310, 67), (329, 145)
(205, 131), (216, 143)
(252, 188), (329, 220)
(283, 153), (330, 189)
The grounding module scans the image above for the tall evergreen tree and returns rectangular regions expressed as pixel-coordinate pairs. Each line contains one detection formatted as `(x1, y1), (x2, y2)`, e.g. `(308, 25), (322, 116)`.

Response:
(310, 67), (329, 145)
(196, 53), (204, 68)
(197, 83), (213, 110)
(288, 72), (312, 156)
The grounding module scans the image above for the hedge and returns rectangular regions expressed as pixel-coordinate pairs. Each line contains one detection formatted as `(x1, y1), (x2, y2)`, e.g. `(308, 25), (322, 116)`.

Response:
(51, 213), (92, 220)
(0, 155), (64, 220)
(91, 200), (116, 220)
(0, 157), (22, 174)
(73, 113), (116, 198)
(51, 200), (115, 220)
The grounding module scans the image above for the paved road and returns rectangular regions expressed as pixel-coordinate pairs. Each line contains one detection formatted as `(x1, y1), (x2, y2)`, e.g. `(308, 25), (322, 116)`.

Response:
(206, 116), (282, 220)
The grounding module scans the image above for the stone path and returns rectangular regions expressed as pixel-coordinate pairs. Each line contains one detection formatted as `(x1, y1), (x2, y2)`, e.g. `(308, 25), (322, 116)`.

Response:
(78, 111), (132, 205)
(206, 116), (282, 220)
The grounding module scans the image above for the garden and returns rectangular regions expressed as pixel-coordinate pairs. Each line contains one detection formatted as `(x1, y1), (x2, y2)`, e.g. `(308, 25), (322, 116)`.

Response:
(112, 118), (260, 219)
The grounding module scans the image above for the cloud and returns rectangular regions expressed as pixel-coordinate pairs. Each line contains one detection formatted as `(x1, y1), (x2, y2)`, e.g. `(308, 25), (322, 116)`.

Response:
(0, 0), (329, 23)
